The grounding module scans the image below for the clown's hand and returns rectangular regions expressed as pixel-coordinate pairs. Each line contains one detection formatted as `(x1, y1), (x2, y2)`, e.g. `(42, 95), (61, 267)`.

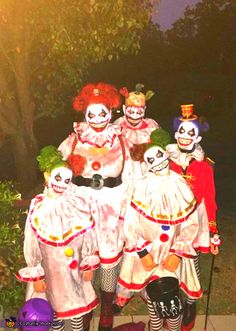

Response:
(210, 234), (222, 255)
(162, 254), (181, 272)
(83, 270), (93, 282)
(140, 253), (157, 271)
(33, 279), (47, 293)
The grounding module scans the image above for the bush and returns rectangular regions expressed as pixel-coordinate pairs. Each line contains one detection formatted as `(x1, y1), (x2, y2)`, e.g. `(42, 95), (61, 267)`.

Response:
(0, 181), (26, 317)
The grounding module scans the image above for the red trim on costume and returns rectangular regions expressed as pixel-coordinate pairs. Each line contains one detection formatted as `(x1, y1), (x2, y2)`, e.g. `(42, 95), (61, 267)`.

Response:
(169, 249), (196, 258)
(80, 262), (100, 271)
(99, 250), (123, 265)
(15, 272), (44, 283)
(124, 241), (151, 253)
(56, 297), (99, 318)
(131, 201), (197, 225)
(118, 275), (159, 290)
(180, 281), (203, 298)
(119, 276), (202, 299)
(30, 220), (95, 247)
(195, 246), (210, 254)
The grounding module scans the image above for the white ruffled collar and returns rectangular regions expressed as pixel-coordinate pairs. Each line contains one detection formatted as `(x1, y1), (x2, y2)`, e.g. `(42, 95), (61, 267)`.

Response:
(29, 184), (94, 246)
(131, 171), (196, 224)
(166, 143), (205, 163)
(73, 122), (122, 148)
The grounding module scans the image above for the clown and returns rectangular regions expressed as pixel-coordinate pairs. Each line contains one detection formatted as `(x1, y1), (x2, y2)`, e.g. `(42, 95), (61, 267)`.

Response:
(116, 128), (205, 331)
(166, 104), (221, 331)
(58, 83), (132, 331)
(16, 145), (99, 331)
(114, 83), (160, 179)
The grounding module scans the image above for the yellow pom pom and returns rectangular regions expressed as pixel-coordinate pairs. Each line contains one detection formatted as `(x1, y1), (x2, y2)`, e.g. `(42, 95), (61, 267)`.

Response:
(64, 247), (74, 257)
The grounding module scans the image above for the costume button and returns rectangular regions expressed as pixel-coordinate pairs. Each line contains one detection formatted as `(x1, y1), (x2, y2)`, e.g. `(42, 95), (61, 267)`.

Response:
(69, 260), (78, 269)
(161, 225), (170, 231)
(91, 161), (101, 170)
(160, 233), (169, 242)
(64, 247), (74, 257)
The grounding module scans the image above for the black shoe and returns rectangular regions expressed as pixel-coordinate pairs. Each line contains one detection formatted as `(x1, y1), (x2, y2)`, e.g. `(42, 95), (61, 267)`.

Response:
(181, 302), (196, 331)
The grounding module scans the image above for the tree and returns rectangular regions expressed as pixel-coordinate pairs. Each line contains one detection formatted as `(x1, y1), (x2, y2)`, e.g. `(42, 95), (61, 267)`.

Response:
(165, 0), (235, 73)
(0, 0), (157, 194)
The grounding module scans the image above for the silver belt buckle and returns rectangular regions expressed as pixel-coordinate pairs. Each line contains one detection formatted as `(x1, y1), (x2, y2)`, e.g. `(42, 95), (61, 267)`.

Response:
(91, 174), (104, 190)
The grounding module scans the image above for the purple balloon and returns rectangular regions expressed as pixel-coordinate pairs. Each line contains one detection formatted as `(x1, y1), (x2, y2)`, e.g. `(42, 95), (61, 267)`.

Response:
(17, 298), (54, 331)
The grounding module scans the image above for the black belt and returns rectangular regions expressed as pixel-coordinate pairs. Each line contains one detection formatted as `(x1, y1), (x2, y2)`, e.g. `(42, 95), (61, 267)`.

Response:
(73, 174), (122, 190)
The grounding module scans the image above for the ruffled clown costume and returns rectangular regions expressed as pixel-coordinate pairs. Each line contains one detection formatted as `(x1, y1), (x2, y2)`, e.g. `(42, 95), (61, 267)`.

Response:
(16, 184), (99, 319)
(117, 170), (203, 303)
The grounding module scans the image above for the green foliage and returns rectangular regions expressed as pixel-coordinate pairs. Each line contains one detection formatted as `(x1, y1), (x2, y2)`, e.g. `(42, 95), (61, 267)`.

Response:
(0, 0), (156, 117)
(0, 181), (26, 316)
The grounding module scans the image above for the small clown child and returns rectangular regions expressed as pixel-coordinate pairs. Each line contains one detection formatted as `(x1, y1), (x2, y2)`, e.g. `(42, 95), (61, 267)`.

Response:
(16, 146), (100, 331)
(116, 128), (205, 331)
(166, 104), (221, 331)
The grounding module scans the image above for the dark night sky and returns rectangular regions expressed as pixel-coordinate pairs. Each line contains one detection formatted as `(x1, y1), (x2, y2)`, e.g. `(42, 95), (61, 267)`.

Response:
(155, 0), (199, 30)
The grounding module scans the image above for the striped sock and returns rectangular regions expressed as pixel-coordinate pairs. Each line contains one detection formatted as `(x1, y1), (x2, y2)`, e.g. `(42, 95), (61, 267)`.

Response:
(71, 316), (84, 331)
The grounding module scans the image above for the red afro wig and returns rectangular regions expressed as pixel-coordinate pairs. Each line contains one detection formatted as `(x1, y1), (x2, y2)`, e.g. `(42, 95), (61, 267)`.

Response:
(73, 82), (121, 112)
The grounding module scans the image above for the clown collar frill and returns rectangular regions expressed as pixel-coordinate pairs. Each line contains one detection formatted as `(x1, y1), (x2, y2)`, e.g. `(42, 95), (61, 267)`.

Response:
(73, 122), (122, 148)
(166, 143), (205, 163)
(131, 171), (196, 225)
(114, 116), (159, 144)
(29, 184), (94, 246)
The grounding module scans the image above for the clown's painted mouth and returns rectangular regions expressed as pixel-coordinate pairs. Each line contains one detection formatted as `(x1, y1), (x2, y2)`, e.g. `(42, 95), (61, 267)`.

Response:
(90, 122), (108, 131)
(51, 183), (66, 194)
(151, 159), (169, 173)
(127, 116), (143, 126)
(177, 137), (193, 147)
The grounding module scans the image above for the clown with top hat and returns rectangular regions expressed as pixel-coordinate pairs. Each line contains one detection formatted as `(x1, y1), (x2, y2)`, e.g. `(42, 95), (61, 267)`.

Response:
(16, 146), (99, 331)
(166, 104), (221, 331)
(116, 128), (204, 331)
(114, 83), (160, 179)
(58, 82), (132, 331)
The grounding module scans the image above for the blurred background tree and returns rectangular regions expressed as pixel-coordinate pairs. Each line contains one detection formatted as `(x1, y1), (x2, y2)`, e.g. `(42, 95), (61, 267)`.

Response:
(0, 0), (156, 194)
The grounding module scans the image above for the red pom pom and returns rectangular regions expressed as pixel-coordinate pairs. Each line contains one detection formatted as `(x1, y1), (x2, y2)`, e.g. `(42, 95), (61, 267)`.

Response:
(67, 154), (87, 176)
(119, 87), (129, 98)
(69, 260), (78, 270)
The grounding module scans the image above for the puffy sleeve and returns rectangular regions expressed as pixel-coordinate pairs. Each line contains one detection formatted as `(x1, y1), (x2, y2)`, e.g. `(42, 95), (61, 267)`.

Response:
(170, 208), (199, 258)
(16, 204), (45, 282)
(58, 133), (76, 160)
(80, 228), (100, 271)
(123, 201), (152, 256)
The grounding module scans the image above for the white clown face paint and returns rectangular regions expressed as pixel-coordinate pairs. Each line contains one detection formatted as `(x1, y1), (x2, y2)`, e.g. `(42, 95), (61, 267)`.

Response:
(85, 104), (111, 131)
(48, 166), (72, 195)
(123, 105), (146, 126)
(144, 146), (169, 175)
(174, 121), (202, 151)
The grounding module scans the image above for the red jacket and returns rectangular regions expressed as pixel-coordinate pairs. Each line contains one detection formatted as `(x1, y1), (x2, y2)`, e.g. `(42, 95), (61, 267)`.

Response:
(169, 158), (218, 233)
